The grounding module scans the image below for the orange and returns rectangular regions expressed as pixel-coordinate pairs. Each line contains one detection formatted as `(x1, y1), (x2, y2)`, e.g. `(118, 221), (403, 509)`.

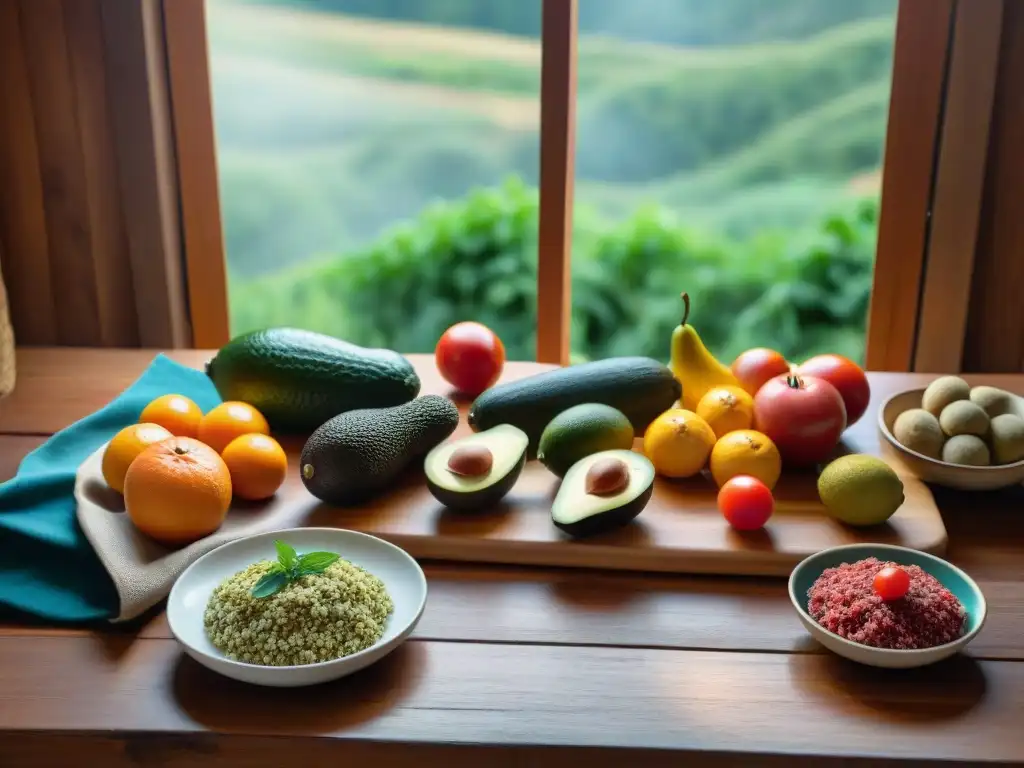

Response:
(709, 429), (782, 490)
(124, 437), (232, 546)
(140, 394), (204, 438)
(198, 401), (270, 454)
(101, 423), (174, 493)
(642, 408), (717, 478)
(696, 385), (754, 440)
(221, 433), (288, 501)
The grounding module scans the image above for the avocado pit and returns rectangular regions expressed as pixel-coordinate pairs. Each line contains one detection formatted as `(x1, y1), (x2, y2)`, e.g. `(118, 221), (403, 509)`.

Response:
(447, 444), (494, 476)
(585, 457), (630, 496)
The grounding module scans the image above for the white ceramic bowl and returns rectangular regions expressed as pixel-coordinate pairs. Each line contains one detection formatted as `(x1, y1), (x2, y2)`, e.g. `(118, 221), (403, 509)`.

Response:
(879, 387), (1024, 491)
(789, 543), (987, 669)
(167, 527), (427, 687)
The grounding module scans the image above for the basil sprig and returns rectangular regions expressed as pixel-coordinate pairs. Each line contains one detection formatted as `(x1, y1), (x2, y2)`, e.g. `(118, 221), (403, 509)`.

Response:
(250, 540), (341, 599)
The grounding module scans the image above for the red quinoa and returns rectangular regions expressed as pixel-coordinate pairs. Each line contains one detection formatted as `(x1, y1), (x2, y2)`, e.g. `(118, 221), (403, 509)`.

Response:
(807, 557), (966, 650)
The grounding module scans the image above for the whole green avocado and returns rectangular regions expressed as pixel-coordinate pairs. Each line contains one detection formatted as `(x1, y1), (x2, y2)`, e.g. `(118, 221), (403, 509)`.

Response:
(206, 328), (421, 433)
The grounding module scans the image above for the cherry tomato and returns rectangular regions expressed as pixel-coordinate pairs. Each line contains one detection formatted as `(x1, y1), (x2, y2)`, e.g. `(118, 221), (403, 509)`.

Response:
(796, 354), (871, 427)
(731, 348), (792, 396)
(435, 322), (506, 397)
(718, 475), (774, 530)
(873, 565), (911, 601)
(753, 374), (847, 467)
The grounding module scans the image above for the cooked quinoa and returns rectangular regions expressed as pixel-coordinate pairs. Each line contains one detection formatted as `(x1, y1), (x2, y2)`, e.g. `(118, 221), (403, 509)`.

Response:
(204, 559), (394, 666)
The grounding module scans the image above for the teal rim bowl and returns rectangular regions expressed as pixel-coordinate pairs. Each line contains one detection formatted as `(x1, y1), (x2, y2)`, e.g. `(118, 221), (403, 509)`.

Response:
(789, 543), (987, 665)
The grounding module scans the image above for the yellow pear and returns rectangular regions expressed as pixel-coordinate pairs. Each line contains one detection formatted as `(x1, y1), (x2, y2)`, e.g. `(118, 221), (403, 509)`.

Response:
(669, 293), (740, 411)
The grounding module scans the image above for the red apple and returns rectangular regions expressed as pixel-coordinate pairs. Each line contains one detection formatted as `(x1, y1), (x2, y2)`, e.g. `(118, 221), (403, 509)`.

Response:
(731, 348), (792, 396)
(796, 354), (871, 427)
(753, 374), (847, 467)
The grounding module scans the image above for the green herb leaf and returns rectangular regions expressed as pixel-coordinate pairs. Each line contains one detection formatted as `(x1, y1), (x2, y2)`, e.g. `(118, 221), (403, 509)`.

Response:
(251, 570), (289, 599)
(297, 551), (340, 574)
(275, 540), (298, 572)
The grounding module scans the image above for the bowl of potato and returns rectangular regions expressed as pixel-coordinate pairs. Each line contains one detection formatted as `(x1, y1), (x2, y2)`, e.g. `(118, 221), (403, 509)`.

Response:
(879, 377), (1024, 491)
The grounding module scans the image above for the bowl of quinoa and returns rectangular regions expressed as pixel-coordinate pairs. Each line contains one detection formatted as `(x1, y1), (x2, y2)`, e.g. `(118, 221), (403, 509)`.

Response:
(789, 543), (986, 669)
(168, 528), (427, 687)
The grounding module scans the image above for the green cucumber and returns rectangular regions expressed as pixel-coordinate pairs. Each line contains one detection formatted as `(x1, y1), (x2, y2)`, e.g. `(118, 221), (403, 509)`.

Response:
(467, 357), (681, 455)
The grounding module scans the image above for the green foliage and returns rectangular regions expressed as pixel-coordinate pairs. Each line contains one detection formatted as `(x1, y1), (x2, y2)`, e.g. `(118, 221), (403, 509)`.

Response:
(253, 0), (895, 47)
(231, 180), (877, 365)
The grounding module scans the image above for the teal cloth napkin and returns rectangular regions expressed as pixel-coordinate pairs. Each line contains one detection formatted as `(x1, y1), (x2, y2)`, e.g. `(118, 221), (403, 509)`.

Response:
(0, 354), (222, 623)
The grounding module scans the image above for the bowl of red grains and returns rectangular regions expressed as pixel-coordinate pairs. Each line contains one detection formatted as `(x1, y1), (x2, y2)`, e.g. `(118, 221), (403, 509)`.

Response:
(789, 543), (986, 668)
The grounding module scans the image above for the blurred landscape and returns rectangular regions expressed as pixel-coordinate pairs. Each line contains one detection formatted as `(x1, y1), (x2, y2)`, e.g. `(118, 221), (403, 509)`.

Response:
(209, 0), (896, 364)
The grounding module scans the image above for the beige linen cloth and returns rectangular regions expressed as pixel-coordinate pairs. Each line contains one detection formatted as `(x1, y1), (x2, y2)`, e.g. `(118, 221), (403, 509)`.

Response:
(76, 443), (308, 622)
(0, 257), (14, 398)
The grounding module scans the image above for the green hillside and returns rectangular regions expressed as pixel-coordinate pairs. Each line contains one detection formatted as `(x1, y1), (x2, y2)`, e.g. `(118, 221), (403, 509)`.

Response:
(254, 0), (896, 47)
(209, 1), (894, 278)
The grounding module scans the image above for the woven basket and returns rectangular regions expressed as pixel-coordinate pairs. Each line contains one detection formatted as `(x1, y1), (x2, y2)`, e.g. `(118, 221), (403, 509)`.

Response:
(0, 258), (14, 398)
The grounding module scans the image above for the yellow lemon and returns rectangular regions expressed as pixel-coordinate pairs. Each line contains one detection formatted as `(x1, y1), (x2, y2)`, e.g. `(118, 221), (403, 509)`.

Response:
(696, 385), (754, 440)
(643, 409), (716, 478)
(709, 429), (782, 490)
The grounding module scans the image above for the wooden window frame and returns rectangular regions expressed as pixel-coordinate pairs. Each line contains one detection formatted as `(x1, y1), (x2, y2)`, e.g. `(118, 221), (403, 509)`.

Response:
(160, 0), (1001, 370)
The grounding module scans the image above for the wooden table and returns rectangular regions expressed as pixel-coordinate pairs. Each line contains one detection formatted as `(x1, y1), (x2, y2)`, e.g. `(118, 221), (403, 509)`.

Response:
(2, 348), (1024, 766)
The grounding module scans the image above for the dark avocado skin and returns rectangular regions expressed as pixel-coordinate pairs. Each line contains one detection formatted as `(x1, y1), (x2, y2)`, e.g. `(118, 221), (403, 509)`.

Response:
(300, 395), (459, 505)
(468, 357), (681, 456)
(207, 328), (421, 433)
(426, 451), (526, 512)
(552, 482), (654, 539)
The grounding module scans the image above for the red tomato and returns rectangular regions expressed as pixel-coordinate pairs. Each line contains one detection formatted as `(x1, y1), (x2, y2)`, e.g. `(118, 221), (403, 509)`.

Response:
(731, 348), (792, 396)
(873, 566), (910, 601)
(435, 322), (506, 396)
(753, 374), (847, 467)
(718, 475), (774, 530)
(797, 354), (871, 427)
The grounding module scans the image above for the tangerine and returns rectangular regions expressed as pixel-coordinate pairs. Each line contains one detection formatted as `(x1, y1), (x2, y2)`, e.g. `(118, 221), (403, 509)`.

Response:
(123, 437), (232, 546)
(709, 429), (782, 490)
(642, 409), (717, 478)
(221, 433), (288, 501)
(696, 385), (754, 440)
(198, 401), (270, 454)
(101, 422), (174, 493)
(139, 394), (203, 438)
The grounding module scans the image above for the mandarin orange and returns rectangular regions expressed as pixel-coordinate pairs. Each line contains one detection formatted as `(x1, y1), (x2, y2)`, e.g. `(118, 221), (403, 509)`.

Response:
(101, 422), (174, 493)
(139, 394), (203, 438)
(123, 437), (232, 546)
(221, 433), (288, 501)
(198, 401), (270, 454)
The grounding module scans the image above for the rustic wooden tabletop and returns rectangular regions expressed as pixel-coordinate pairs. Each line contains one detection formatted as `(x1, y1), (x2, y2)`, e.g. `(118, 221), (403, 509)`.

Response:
(2, 348), (1023, 767)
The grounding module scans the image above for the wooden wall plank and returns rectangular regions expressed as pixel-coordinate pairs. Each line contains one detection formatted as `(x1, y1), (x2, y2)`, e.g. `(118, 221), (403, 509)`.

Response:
(99, 0), (191, 348)
(535, 0), (577, 365)
(62, 0), (139, 347)
(964, 0), (1024, 373)
(0, 1), (57, 344)
(865, 0), (954, 371)
(18, 0), (103, 345)
(913, 0), (1002, 373)
(162, 0), (230, 348)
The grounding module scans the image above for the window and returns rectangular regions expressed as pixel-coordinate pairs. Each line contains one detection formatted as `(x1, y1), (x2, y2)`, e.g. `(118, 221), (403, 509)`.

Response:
(569, 1), (899, 367)
(207, 0), (544, 360)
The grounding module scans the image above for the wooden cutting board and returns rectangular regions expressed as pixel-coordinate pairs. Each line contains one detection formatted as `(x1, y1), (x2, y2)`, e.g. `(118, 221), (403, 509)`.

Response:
(234, 434), (947, 579)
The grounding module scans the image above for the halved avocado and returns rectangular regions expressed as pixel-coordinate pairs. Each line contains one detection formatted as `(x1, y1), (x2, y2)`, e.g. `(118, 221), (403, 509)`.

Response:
(424, 424), (529, 511)
(551, 449), (655, 538)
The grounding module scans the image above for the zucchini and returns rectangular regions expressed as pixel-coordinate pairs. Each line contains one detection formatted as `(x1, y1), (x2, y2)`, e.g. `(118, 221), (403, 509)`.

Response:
(467, 357), (681, 455)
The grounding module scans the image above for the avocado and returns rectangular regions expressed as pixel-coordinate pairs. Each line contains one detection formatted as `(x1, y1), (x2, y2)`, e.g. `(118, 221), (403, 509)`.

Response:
(207, 328), (421, 433)
(468, 357), (680, 456)
(423, 424), (529, 511)
(551, 449), (655, 538)
(300, 395), (459, 505)
(537, 403), (635, 477)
